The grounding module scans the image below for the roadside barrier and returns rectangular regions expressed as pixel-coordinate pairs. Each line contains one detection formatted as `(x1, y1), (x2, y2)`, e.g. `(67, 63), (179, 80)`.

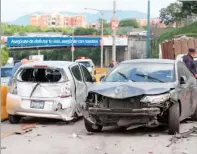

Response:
(1, 85), (9, 121)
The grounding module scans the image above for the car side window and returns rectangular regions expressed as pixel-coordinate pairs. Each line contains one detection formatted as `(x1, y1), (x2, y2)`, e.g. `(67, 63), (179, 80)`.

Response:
(177, 62), (193, 81)
(81, 65), (92, 82)
(71, 65), (82, 81)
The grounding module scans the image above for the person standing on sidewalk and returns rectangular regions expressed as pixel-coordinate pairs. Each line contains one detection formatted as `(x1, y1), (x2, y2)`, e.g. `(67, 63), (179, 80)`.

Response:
(183, 48), (197, 79)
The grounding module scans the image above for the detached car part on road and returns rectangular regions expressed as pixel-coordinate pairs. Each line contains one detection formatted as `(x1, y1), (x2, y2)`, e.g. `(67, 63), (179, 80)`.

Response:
(6, 61), (96, 123)
(83, 59), (197, 135)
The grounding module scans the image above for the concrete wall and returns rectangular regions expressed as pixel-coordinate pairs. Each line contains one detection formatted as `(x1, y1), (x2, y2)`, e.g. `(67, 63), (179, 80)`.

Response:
(128, 36), (146, 59)
(104, 46), (127, 67)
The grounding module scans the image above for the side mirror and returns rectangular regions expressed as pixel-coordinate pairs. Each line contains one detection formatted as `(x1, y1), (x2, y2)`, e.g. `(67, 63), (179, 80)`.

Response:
(100, 75), (105, 82)
(92, 76), (96, 83)
(180, 76), (187, 84)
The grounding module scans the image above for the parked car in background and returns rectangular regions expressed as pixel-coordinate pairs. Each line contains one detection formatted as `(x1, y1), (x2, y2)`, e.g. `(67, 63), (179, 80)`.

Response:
(1, 65), (13, 85)
(6, 61), (96, 124)
(83, 59), (197, 135)
(75, 57), (96, 76)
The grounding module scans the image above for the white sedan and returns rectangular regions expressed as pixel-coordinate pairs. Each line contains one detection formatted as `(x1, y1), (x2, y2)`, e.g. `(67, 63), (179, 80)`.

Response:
(6, 61), (96, 123)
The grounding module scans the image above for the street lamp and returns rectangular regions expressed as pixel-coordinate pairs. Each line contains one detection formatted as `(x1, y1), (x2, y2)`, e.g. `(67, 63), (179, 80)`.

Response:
(146, 0), (151, 58)
(84, 8), (104, 68)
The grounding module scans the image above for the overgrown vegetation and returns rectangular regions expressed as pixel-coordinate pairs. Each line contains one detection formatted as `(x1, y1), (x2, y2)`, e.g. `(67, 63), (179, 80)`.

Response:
(1, 47), (9, 65)
(151, 22), (197, 58)
(1, 18), (140, 36)
(158, 22), (197, 42)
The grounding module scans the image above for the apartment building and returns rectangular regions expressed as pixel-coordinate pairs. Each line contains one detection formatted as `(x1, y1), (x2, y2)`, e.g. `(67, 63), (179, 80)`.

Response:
(137, 18), (166, 28)
(31, 13), (87, 28)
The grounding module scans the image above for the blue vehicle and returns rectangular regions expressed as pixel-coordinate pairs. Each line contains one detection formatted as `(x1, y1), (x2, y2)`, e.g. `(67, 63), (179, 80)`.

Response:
(1, 66), (13, 85)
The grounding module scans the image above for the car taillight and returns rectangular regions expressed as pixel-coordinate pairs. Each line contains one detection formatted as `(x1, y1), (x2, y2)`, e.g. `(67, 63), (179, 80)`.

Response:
(59, 81), (72, 98)
(11, 80), (18, 95)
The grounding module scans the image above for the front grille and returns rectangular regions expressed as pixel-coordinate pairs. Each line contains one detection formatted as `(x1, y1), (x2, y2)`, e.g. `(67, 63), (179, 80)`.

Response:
(102, 96), (145, 109)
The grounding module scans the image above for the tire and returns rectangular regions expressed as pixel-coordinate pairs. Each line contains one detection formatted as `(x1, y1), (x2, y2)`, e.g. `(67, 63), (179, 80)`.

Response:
(168, 103), (180, 135)
(191, 106), (197, 121)
(8, 114), (21, 124)
(84, 118), (103, 132)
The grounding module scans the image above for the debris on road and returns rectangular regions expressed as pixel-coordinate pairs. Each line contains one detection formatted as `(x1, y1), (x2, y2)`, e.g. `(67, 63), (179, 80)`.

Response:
(86, 132), (94, 135)
(37, 134), (42, 137)
(68, 133), (83, 139)
(15, 128), (32, 135)
(1, 146), (6, 150)
(166, 127), (197, 147)
(148, 134), (159, 137)
(95, 146), (100, 150)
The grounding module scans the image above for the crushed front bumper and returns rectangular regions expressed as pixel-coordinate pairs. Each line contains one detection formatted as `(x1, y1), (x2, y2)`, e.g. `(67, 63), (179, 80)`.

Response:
(88, 107), (160, 116)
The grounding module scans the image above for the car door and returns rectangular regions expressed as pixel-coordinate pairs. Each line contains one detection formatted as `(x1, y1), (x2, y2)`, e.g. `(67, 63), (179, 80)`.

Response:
(79, 64), (95, 96)
(183, 64), (197, 115)
(70, 64), (87, 105)
(177, 62), (193, 119)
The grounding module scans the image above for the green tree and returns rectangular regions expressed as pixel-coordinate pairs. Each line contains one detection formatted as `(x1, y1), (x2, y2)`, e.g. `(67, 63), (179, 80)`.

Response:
(74, 27), (99, 35)
(1, 47), (9, 65)
(159, 2), (184, 27)
(119, 19), (139, 28)
(182, 1), (197, 16)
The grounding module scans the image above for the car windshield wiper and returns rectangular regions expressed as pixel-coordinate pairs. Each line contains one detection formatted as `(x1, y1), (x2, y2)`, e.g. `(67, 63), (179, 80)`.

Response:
(135, 73), (164, 83)
(117, 72), (135, 82)
(117, 71), (128, 81)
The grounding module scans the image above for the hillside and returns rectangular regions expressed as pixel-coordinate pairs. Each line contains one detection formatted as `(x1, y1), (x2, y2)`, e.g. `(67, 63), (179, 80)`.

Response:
(7, 10), (147, 26)
(158, 22), (197, 42)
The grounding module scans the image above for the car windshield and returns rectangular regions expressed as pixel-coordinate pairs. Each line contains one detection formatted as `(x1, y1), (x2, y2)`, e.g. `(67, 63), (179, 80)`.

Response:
(105, 62), (175, 83)
(1, 67), (13, 77)
(78, 61), (91, 67)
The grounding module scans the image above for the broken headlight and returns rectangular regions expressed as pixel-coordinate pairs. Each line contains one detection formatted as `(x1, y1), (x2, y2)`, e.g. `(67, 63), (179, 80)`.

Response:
(140, 93), (170, 104)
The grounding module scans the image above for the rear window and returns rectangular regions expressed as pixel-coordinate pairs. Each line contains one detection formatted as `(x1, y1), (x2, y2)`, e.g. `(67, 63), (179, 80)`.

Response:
(17, 68), (65, 83)
(78, 61), (91, 67)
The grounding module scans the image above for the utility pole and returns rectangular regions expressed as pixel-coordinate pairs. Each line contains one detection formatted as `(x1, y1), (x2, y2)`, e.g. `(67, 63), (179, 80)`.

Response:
(146, 0), (151, 58)
(100, 12), (104, 68)
(112, 0), (116, 62)
(71, 27), (75, 62)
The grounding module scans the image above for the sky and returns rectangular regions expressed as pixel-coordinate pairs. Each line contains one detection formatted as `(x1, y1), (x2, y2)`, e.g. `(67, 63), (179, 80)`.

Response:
(1, 0), (176, 22)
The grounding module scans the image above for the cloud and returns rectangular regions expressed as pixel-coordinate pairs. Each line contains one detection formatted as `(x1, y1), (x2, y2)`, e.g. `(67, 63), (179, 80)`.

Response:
(1, 0), (176, 22)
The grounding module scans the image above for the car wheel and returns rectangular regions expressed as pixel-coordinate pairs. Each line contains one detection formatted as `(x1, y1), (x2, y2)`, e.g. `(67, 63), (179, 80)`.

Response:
(8, 114), (21, 124)
(168, 103), (180, 135)
(191, 106), (197, 121)
(84, 118), (103, 132)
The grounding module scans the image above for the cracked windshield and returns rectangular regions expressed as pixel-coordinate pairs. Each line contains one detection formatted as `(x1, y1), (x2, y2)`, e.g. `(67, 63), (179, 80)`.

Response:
(1, 0), (197, 154)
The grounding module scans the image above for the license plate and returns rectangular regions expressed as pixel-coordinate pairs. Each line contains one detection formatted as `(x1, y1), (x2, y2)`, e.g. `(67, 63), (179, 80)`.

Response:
(30, 101), (45, 109)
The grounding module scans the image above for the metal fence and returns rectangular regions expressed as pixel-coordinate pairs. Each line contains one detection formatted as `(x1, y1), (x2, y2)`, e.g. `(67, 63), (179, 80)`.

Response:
(161, 37), (197, 59)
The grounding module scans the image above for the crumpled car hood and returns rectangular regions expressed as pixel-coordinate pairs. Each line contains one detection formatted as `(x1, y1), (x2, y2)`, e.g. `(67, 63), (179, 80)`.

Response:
(89, 82), (176, 99)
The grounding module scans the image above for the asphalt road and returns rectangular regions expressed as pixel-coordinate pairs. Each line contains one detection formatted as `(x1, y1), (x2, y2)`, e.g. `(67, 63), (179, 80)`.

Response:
(1, 118), (197, 154)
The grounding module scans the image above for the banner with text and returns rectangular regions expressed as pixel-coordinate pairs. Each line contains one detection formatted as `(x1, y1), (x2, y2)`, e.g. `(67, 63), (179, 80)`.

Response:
(7, 37), (101, 47)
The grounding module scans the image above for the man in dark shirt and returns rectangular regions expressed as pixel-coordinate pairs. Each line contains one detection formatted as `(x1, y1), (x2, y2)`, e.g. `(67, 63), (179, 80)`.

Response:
(182, 48), (197, 79)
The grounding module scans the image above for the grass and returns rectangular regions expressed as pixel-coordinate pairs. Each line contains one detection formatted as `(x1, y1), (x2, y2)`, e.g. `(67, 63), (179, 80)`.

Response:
(158, 22), (197, 43)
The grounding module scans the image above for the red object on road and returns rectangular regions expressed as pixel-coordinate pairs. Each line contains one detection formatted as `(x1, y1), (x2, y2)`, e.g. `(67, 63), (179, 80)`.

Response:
(111, 17), (119, 30)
